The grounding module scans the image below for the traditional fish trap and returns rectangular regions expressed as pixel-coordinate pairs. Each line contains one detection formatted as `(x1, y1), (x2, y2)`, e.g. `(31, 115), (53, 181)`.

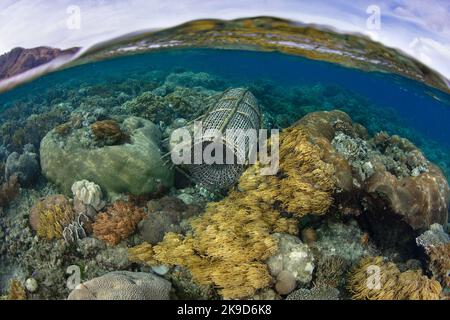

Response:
(187, 88), (262, 191)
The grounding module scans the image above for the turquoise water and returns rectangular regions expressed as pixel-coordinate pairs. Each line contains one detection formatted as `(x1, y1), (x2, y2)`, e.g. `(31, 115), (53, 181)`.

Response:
(1, 48), (449, 179)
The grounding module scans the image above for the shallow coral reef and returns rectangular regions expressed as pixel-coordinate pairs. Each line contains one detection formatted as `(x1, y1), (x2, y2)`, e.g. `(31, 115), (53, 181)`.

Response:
(0, 68), (449, 301)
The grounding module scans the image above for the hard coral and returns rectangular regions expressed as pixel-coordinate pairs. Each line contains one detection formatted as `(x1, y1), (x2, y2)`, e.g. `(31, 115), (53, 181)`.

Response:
(0, 175), (19, 208)
(348, 256), (442, 300)
(286, 285), (340, 300)
(138, 196), (199, 245)
(93, 201), (145, 246)
(425, 243), (450, 289)
(90, 119), (129, 146)
(67, 271), (171, 300)
(121, 91), (171, 124)
(128, 125), (335, 299)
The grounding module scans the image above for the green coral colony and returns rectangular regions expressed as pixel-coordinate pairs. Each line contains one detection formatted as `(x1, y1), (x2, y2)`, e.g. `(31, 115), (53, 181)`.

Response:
(1, 28), (450, 301)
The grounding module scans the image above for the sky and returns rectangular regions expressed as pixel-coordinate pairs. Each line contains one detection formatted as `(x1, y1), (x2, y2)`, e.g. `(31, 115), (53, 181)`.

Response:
(0, 0), (449, 79)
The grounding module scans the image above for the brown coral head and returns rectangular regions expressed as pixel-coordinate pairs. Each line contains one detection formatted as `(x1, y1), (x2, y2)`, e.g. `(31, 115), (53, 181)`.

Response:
(0, 174), (19, 209)
(301, 228), (317, 245)
(29, 194), (72, 231)
(91, 119), (129, 146)
(92, 200), (145, 246)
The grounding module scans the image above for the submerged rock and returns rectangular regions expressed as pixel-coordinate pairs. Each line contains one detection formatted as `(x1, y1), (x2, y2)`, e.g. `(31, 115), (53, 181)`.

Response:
(5, 147), (40, 186)
(40, 116), (174, 198)
(266, 233), (314, 285)
(67, 271), (171, 300)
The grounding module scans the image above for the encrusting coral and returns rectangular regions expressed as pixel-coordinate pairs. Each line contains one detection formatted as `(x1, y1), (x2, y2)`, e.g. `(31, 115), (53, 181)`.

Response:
(347, 256), (442, 300)
(90, 119), (129, 146)
(93, 201), (145, 246)
(128, 125), (335, 299)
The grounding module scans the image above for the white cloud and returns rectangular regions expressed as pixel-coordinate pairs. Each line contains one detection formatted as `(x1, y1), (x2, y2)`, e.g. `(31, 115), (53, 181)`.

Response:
(0, 0), (449, 79)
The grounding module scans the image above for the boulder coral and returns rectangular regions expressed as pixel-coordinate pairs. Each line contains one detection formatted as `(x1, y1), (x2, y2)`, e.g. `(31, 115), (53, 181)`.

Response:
(128, 125), (335, 299)
(40, 116), (174, 198)
(92, 201), (145, 246)
(347, 256), (442, 300)
(4, 147), (40, 187)
(266, 233), (315, 285)
(138, 196), (199, 245)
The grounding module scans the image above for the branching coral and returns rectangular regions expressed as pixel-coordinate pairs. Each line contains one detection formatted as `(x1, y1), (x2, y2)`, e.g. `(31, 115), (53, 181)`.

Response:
(93, 201), (145, 246)
(128, 125), (335, 299)
(347, 256), (442, 300)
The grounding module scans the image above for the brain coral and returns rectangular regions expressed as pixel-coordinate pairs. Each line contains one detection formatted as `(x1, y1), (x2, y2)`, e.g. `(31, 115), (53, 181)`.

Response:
(93, 200), (145, 246)
(348, 256), (442, 300)
(128, 124), (335, 299)
(67, 271), (171, 300)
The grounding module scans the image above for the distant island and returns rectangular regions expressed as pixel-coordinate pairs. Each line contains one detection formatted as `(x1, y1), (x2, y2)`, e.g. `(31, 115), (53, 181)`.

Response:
(0, 46), (80, 80)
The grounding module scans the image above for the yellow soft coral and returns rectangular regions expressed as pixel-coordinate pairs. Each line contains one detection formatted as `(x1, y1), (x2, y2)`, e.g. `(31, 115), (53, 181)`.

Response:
(37, 203), (76, 240)
(7, 279), (27, 300)
(348, 256), (442, 300)
(129, 125), (335, 299)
